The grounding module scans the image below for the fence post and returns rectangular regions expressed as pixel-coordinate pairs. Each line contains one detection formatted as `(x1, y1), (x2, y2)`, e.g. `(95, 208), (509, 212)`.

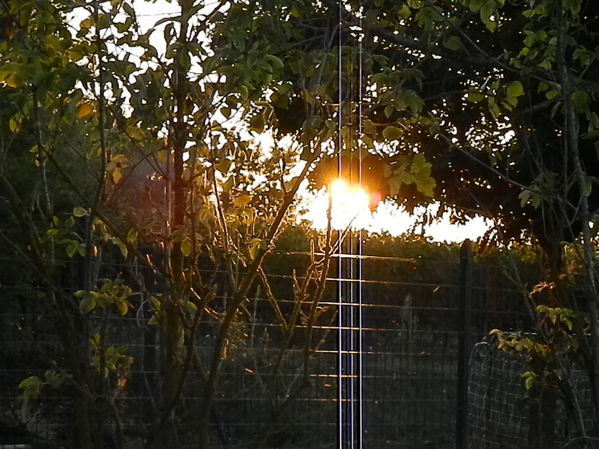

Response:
(456, 239), (473, 449)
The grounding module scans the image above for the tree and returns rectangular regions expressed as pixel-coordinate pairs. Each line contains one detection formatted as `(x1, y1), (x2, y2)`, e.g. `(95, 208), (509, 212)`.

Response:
(0, 1), (339, 448)
(3, 0), (599, 447)
(211, 0), (599, 443)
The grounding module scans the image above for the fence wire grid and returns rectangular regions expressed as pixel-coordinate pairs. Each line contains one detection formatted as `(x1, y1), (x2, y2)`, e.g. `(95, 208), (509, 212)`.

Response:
(1, 241), (580, 449)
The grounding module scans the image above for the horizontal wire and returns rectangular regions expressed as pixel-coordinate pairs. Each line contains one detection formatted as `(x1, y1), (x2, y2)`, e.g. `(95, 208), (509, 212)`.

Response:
(272, 251), (417, 262)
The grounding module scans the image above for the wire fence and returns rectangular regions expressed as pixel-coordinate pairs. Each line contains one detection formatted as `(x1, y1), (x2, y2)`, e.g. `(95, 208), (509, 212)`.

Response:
(468, 341), (598, 449)
(0, 241), (555, 449)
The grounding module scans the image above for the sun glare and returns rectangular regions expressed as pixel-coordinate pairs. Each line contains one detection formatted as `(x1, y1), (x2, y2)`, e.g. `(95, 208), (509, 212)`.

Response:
(304, 179), (372, 231)
(300, 181), (491, 242)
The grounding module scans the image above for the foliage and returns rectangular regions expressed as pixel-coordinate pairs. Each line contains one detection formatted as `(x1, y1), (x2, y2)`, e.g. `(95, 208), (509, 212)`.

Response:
(2, 0), (599, 447)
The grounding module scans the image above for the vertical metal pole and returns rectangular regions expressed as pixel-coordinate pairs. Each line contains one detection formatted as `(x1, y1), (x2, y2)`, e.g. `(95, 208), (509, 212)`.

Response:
(456, 239), (473, 449)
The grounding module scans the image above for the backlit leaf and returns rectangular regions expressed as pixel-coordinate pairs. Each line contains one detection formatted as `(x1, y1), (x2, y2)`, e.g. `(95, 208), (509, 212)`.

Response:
(383, 126), (403, 140)
(73, 207), (89, 217)
(443, 36), (462, 51)
(507, 81), (524, 97)
(77, 103), (94, 119)
(181, 237), (192, 257)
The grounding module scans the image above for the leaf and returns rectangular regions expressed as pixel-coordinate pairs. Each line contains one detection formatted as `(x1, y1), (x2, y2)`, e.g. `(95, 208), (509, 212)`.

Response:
(388, 175), (403, 195)
(583, 178), (593, 197)
(384, 104), (394, 119)
(415, 176), (436, 196)
(518, 190), (531, 207)
(79, 295), (96, 314)
(116, 299), (128, 316)
(65, 243), (78, 258)
(127, 228), (137, 245)
(116, 240), (128, 258)
(233, 194), (252, 208)
(73, 207), (89, 217)
(571, 90), (589, 114)
(80, 18), (93, 29)
(181, 237), (192, 257)
(467, 92), (484, 103)
(112, 167), (122, 184)
(480, 0), (494, 24)
(96, 14), (111, 29)
(5, 73), (19, 88)
(485, 19), (496, 32)
(407, 0), (423, 8)
(18, 376), (43, 400)
(523, 372), (536, 390)
(399, 4), (411, 18)
(383, 126), (403, 140)
(468, 0), (484, 13)
(248, 238), (261, 260)
(443, 36), (462, 51)
(44, 370), (65, 389)
(77, 103), (94, 119)
(507, 81), (524, 97)
(9, 118), (18, 132)
(250, 112), (265, 133)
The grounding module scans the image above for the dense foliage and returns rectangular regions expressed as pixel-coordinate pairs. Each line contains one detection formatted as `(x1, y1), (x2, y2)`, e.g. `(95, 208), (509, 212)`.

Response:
(2, 0), (599, 448)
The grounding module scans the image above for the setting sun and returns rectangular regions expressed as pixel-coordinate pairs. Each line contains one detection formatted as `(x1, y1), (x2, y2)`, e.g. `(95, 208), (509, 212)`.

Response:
(303, 179), (372, 231)
(300, 180), (490, 242)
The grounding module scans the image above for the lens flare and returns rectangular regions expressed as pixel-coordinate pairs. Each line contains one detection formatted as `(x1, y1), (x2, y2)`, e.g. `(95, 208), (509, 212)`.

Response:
(305, 179), (372, 231)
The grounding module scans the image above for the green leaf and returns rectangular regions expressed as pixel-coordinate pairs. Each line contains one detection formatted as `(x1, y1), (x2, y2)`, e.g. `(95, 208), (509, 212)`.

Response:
(65, 242), (78, 258)
(507, 81), (524, 98)
(116, 299), (128, 316)
(518, 190), (531, 207)
(571, 90), (589, 114)
(467, 92), (484, 103)
(9, 118), (18, 132)
(250, 112), (265, 133)
(388, 175), (403, 195)
(443, 36), (462, 51)
(485, 19), (496, 32)
(480, 1), (494, 24)
(44, 370), (65, 389)
(399, 4), (411, 18)
(583, 178), (593, 197)
(523, 372), (536, 390)
(127, 228), (137, 245)
(383, 126), (403, 140)
(79, 295), (96, 314)
(248, 238), (261, 260)
(468, 0), (484, 13)
(407, 0), (424, 9)
(181, 237), (192, 257)
(18, 376), (43, 400)
(384, 104), (394, 119)
(73, 207), (89, 217)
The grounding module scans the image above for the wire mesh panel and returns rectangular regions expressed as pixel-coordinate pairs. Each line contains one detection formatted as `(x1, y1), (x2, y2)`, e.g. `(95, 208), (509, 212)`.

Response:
(468, 341), (598, 449)
(0, 241), (544, 449)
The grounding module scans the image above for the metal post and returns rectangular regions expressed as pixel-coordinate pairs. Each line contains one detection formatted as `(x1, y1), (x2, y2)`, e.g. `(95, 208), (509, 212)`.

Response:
(456, 239), (473, 449)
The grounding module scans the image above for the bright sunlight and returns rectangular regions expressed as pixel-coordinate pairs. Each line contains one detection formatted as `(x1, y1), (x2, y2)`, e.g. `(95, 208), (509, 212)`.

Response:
(300, 179), (491, 242)
(302, 179), (372, 231)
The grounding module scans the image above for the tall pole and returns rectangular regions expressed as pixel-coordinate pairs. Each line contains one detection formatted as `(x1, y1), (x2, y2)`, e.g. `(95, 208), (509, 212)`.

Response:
(337, 1), (363, 447)
(456, 239), (473, 449)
